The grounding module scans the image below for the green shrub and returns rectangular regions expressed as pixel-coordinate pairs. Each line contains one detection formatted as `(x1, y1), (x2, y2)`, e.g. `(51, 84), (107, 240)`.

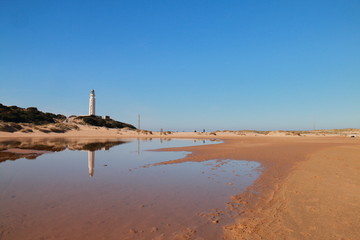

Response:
(38, 128), (51, 133)
(0, 123), (23, 132)
(50, 128), (66, 133)
(0, 103), (65, 124)
(77, 115), (136, 129)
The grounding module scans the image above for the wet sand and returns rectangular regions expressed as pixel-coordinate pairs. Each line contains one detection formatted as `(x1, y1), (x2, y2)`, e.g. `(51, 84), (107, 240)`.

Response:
(1, 134), (360, 239)
(151, 136), (360, 239)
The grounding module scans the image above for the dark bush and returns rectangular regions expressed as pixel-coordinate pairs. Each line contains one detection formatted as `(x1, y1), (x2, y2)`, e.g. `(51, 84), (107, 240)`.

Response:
(0, 103), (66, 125)
(38, 129), (51, 133)
(50, 128), (66, 133)
(21, 129), (33, 133)
(0, 123), (23, 132)
(77, 115), (136, 129)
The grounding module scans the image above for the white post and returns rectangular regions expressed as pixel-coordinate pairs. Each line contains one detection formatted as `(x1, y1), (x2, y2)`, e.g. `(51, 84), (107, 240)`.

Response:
(89, 90), (95, 116)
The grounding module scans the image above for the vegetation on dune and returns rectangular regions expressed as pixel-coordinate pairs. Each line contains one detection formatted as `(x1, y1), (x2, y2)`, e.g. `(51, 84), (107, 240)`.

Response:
(311, 128), (360, 134)
(0, 122), (23, 132)
(1, 104), (358, 135)
(215, 129), (360, 136)
(137, 130), (153, 135)
(0, 103), (65, 125)
(0, 103), (136, 132)
(75, 115), (136, 129)
(218, 130), (271, 135)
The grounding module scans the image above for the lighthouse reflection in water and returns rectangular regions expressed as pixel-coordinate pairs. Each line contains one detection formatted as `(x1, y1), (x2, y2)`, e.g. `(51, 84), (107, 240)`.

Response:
(88, 151), (95, 177)
(84, 139), (208, 177)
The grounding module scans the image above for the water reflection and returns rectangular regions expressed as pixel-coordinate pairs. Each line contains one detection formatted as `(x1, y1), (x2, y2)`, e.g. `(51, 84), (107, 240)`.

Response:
(0, 138), (127, 163)
(0, 138), (222, 177)
(88, 151), (95, 177)
(0, 138), (259, 240)
(0, 138), (221, 176)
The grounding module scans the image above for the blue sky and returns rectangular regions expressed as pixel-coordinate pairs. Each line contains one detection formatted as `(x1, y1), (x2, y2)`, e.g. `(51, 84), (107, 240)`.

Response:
(1, 0), (359, 131)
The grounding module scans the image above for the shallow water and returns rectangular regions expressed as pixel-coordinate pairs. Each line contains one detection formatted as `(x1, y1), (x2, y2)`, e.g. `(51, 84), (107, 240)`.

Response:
(0, 138), (261, 240)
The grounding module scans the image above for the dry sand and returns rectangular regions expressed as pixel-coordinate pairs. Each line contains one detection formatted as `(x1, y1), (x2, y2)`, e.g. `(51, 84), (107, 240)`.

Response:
(1, 128), (360, 239)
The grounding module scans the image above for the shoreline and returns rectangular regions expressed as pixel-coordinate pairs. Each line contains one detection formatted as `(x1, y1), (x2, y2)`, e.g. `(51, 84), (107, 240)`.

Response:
(1, 124), (357, 139)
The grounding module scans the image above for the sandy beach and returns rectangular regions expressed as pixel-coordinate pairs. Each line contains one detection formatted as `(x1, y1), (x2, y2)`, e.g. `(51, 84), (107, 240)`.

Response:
(1, 128), (360, 239)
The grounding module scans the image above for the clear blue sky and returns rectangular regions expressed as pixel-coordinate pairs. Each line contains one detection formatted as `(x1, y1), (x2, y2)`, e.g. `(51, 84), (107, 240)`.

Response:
(1, 0), (359, 131)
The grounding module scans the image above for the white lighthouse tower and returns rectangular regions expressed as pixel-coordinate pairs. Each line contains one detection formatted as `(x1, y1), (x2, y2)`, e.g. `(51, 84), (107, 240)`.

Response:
(89, 90), (95, 116)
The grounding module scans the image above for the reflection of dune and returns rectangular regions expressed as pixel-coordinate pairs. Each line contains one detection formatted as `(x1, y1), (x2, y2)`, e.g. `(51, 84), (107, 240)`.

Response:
(0, 151), (43, 162)
(0, 138), (127, 163)
(80, 142), (125, 151)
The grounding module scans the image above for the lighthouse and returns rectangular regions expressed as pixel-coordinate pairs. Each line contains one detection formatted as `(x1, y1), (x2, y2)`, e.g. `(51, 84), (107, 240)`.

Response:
(89, 90), (95, 116)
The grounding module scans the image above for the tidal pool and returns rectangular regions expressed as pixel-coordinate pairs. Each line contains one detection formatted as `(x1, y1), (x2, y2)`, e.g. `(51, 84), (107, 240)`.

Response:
(0, 138), (261, 240)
